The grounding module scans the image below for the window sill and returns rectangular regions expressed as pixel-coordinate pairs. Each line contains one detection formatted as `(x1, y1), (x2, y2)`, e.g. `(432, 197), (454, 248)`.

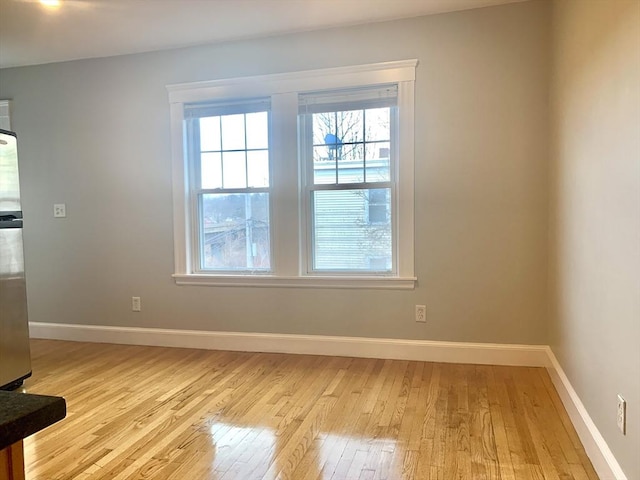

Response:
(172, 274), (416, 290)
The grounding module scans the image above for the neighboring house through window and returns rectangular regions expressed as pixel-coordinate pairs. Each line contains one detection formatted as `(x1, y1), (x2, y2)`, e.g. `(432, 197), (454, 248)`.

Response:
(167, 60), (416, 289)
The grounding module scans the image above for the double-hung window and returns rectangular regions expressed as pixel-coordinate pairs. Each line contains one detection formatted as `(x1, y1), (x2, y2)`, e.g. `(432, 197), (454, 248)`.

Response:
(168, 60), (416, 289)
(299, 87), (396, 273)
(185, 100), (271, 272)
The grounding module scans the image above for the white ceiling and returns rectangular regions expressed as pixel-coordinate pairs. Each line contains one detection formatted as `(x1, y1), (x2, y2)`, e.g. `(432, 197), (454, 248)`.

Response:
(0, 0), (525, 69)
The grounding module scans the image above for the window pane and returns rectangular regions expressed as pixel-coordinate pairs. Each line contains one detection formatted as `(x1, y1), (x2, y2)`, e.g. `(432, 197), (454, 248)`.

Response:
(221, 114), (246, 151)
(337, 110), (363, 145)
(365, 142), (390, 161)
(337, 144), (364, 184)
(313, 113), (336, 146)
(247, 150), (269, 188)
(201, 193), (270, 271)
(365, 108), (390, 142)
(201, 152), (222, 189)
(313, 146), (336, 184)
(222, 151), (247, 188)
(246, 112), (269, 150)
(365, 142), (390, 182)
(339, 142), (363, 162)
(199, 116), (221, 151)
(312, 189), (392, 272)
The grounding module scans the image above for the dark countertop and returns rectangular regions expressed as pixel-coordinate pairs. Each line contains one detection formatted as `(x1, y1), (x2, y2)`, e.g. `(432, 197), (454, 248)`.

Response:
(0, 391), (66, 450)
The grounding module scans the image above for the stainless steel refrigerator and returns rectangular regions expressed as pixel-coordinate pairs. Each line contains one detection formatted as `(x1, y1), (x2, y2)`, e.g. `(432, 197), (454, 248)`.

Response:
(0, 129), (32, 390)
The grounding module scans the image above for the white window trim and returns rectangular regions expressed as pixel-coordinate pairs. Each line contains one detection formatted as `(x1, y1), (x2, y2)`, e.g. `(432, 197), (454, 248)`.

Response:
(0, 100), (12, 131)
(167, 60), (417, 289)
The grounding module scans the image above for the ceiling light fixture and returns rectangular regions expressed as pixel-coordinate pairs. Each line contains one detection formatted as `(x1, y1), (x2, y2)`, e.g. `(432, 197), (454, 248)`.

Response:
(40, 0), (61, 8)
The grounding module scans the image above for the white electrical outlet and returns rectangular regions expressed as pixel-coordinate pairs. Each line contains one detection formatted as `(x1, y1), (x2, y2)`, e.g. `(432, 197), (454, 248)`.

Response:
(415, 305), (426, 323)
(53, 203), (66, 218)
(132, 296), (141, 312)
(617, 394), (626, 434)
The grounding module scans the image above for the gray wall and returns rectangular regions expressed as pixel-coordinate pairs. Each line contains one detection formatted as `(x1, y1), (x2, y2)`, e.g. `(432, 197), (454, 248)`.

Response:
(0, 1), (549, 343)
(549, 1), (640, 478)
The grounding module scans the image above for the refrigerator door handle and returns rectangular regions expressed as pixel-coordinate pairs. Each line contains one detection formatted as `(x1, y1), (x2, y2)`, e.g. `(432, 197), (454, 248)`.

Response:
(0, 219), (23, 229)
(0, 211), (23, 228)
(0, 211), (22, 219)
(0, 221), (23, 229)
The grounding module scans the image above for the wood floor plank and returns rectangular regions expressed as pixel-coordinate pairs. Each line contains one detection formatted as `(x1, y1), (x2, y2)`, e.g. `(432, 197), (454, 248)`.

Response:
(20, 339), (600, 479)
(486, 366), (517, 480)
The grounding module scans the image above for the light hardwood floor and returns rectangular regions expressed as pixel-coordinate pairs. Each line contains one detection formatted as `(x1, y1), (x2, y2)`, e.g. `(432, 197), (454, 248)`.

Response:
(20, 339), (598, 480)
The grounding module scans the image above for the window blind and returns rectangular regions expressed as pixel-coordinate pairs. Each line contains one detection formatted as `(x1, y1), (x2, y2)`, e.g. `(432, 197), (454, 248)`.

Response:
(184, 97), (271, 118)
(298, 84), (398, 114)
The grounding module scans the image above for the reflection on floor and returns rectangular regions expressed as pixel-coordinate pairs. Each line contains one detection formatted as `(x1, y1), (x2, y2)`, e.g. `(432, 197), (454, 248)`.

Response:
(23, 339), (598, 479)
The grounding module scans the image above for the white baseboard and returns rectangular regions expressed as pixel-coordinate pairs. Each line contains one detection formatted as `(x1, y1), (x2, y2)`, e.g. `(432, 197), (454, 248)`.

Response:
(28, 321), (549, 366)
(546, 348), (627, 480)
(28, 321), (626, 478)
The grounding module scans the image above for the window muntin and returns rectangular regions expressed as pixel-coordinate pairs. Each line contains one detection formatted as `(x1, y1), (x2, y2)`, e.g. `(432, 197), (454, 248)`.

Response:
(187, 102), (271, 272)
(198, 111), (269, 189)
(311, 108), (391, 185)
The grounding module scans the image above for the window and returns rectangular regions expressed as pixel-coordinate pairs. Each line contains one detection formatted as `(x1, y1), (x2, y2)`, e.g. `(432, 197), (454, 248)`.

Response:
(185, 101), (271, 272)
(299, 87), (395, 273)
(168, 60), (416, 289)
